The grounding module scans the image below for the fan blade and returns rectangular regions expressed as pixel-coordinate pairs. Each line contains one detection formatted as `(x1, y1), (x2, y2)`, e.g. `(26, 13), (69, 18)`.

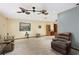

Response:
(19, 7), (25, 13)
(37, 12), (48, 15)
(25, 12), (30, 15)
(17, 11), (22, 13)
(44, 12), (48, 15)
(42, 10), (47, 12)
(19, 7), (25, 10)
(76, 3), (79, 5)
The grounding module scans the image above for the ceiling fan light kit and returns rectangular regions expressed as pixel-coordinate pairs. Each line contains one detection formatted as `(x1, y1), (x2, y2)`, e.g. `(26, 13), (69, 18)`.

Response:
(17, 6), (48, 15)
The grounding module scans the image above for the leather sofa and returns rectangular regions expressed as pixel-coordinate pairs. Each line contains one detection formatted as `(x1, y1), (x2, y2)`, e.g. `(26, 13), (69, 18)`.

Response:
(51, 32), (72, 54)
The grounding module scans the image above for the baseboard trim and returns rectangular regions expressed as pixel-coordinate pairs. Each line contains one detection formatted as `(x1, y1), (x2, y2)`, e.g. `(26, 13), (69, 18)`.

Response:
(71, 47), (79, 51)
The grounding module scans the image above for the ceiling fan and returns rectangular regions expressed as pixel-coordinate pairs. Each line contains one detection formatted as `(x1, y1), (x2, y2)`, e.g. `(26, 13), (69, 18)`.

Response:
(76, 3), (79, 5)
(17, 7), (48, 15)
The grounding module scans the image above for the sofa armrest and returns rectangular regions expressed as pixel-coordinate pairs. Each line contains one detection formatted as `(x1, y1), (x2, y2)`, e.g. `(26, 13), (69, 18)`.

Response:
(52, 38), (66, 42)
(66, 41), (71, 46)
(52, 38), (71, 44)
(0, 40), (14, 44)
(66, 41), (71, 44)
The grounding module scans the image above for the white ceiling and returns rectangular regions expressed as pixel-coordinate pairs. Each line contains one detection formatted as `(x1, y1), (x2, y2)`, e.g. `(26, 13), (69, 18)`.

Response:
(0, 3), (77, 21)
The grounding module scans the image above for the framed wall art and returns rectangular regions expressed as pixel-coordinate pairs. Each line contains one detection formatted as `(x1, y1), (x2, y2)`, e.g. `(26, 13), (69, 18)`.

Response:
(19, 22), (31, 31)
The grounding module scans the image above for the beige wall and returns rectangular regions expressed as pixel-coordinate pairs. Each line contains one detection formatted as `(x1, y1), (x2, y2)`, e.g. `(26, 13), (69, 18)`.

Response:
(0, 13), (7, 36)
(7, 19), (54, 38)
(0, 13), (54, 38)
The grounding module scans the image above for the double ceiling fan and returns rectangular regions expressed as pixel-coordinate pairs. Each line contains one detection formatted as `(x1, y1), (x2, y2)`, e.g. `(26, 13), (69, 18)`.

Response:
(17, 7), (48, 15)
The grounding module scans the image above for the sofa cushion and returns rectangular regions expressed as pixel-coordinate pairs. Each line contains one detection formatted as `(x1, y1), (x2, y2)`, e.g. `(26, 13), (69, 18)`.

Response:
(55, 32), (71, 41)
(53, 38), (68, 42)
(55, 35), (70, 40)
(52, 40), (67, 50)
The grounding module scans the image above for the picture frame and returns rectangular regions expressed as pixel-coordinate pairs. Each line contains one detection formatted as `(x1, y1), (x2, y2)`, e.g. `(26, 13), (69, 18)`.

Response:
(19, 22), (31, 31)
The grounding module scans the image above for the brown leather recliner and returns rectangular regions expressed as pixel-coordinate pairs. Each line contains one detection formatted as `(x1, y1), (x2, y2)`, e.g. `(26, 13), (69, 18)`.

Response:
(51, 32), (72, 54)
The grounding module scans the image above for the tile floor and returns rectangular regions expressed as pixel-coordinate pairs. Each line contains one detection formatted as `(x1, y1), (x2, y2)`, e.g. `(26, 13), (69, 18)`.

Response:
(6, 36), (61, 55)
(6, 36), (79, 55)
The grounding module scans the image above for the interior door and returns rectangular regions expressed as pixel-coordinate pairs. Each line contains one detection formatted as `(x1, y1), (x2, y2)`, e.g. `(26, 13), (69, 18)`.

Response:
(54, 24), (58, 34)
(46, 25), (51, 36)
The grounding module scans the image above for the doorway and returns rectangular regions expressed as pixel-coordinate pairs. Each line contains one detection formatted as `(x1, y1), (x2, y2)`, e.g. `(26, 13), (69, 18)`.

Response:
(46, 24), (58, 36)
